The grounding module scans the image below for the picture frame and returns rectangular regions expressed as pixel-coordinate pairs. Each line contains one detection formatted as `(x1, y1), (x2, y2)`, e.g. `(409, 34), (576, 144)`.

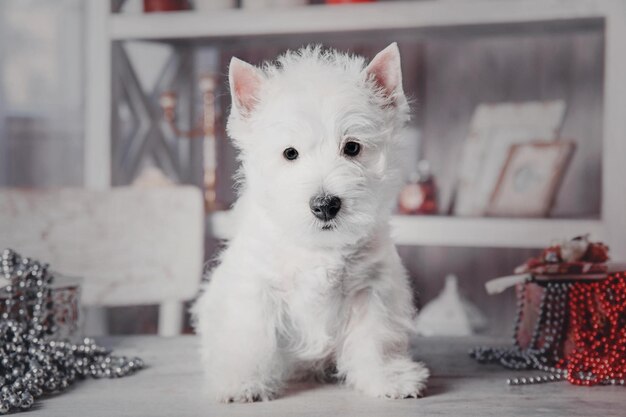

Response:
(452, 101), (566, 216)
(486, 141), (576, 218)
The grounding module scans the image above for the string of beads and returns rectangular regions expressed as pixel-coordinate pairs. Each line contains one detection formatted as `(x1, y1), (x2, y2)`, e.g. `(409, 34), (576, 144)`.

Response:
(0, 249), (144, 415)
(559, 272), (626, 386)
(470, 273), (626, 387)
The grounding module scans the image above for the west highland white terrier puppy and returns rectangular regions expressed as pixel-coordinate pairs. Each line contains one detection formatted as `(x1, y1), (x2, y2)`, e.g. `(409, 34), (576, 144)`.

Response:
(193, 43), (429, 403)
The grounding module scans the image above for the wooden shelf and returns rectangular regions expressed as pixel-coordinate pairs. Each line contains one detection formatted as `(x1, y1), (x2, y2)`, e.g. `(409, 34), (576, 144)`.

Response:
(109, 0), (607, 41)
(207, 211), (604, 249)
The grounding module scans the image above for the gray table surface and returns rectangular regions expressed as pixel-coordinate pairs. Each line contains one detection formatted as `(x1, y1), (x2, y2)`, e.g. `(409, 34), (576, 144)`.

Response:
(31, 335), (624, 417)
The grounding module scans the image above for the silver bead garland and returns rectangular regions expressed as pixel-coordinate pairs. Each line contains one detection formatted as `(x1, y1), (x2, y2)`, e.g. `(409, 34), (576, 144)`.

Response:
(0, 249), (144, 415)
(469, 279), (571, 385)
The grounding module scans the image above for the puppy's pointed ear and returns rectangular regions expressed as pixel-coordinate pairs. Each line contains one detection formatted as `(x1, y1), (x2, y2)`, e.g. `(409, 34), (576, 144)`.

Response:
(363, 43), (404, 101)
(229, 57), (264, 116)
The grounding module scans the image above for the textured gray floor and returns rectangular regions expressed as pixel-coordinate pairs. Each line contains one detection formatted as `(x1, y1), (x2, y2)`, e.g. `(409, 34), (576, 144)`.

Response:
(33, 335), (625, 417)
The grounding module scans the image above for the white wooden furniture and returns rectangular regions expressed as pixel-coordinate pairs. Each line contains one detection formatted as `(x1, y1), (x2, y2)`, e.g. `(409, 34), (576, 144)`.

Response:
(0, 187), (204, 336)
(209, 210), (606, 249)
(29, 335), (626, 416)
(86, 0), (626, 258)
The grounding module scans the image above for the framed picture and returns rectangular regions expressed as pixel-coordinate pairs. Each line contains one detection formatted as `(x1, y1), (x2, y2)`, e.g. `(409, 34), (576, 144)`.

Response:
(486, 141), (576, 218)
(453, 101), (566, 216)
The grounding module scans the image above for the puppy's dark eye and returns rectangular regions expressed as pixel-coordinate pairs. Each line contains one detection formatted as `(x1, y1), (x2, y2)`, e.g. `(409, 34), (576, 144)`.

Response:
(343, 141), (361, 157)
(283, 147), (299, 161)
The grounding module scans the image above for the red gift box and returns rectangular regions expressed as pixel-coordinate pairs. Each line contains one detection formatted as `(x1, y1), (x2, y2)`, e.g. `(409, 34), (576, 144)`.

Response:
(515, 281), (576, 357)
(475, 237), (626, 385)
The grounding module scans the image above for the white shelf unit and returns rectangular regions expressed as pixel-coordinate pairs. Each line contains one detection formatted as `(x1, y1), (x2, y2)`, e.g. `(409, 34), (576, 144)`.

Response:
(88, 0), (626, 256)
(208, 211), (604, 249)
(110, 0), (607, 41)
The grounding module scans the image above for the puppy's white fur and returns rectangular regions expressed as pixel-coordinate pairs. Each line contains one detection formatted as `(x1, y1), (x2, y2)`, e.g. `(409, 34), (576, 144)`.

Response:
(192, 44), (429, 402)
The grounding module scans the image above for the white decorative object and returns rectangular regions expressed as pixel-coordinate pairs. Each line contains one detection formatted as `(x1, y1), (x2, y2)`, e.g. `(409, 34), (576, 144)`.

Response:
(415, 275), (487, 336)
(453, 100), (566, 217)
(557, 234), (589, 262)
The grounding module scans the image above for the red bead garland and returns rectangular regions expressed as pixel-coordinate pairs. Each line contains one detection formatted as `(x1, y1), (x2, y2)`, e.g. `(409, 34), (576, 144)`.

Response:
(558, 272), (626, 386)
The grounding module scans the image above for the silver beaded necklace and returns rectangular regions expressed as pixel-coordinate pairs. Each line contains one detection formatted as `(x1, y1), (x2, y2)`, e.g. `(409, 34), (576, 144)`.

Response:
(470, 279), (570, 385)
(0, 249), (144, 415)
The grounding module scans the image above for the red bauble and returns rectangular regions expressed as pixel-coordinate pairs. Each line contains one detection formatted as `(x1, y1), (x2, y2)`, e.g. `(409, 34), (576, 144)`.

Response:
(143, 0), (189, 12)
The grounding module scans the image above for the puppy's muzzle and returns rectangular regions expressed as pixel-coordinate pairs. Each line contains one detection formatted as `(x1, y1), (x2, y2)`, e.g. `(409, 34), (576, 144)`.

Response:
(309, 195), (341, 222)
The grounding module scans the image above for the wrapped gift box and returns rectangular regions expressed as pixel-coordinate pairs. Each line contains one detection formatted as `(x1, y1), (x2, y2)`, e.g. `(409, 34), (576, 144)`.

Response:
(1, 272), (82, 340)
(515, 280), (575, 357)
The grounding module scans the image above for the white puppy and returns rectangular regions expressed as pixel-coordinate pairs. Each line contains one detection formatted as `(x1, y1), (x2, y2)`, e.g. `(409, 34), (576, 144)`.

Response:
(193, 43), (429, 403)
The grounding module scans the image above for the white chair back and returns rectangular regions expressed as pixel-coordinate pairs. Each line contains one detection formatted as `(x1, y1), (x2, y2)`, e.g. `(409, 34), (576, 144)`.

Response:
(0, 186), (204, 336)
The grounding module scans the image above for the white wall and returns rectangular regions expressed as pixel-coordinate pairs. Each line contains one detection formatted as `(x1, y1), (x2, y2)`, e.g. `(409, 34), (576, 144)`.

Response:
(0, 0), (85, 187)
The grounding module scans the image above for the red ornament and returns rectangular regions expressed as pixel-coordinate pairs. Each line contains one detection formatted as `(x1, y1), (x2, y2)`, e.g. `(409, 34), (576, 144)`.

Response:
(143, 0), (189, 12)
(583, 242), (610, 263)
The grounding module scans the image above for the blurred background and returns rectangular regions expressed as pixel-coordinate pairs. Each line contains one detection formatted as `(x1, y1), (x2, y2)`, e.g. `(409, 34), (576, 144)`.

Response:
(0, 0), (623, 338)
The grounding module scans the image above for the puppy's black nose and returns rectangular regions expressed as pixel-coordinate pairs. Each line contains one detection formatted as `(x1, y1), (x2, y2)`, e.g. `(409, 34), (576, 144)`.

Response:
(310, 195), (342, 221)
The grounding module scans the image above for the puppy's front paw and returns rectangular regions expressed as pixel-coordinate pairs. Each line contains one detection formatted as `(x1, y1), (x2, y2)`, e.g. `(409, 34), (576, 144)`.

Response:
(355, 360), (429, 400)
(216, 385), (277, 403)
(380, 361), (429, 399)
